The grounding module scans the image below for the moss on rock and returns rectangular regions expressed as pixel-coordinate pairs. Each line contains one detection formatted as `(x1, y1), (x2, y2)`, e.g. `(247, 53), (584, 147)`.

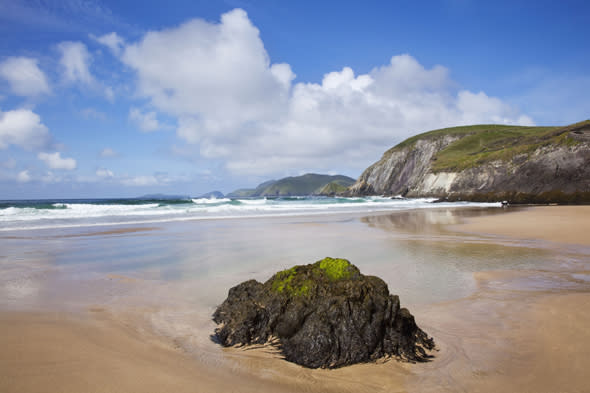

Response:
(269, 257), (360, 297)
(213, 257), (435, 368)
(316, 257), (356, 280)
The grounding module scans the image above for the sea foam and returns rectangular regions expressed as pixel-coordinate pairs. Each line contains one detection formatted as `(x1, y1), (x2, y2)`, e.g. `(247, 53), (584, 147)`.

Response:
(0, 197), (500, 231)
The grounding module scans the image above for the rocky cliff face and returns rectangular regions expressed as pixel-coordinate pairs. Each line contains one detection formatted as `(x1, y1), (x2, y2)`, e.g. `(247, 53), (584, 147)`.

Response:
(348, 121), (590, 203)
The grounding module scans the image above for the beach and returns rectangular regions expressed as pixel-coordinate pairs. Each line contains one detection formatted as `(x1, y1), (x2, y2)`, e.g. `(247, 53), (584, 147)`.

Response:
(1, 205), (589, 392)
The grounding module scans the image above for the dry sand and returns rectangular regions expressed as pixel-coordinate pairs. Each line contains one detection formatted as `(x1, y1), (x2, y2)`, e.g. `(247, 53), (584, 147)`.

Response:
(1, 206), (590, 393)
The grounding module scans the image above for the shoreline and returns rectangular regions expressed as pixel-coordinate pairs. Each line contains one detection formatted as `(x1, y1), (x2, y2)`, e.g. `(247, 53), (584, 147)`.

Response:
(1, 206), (589, 392)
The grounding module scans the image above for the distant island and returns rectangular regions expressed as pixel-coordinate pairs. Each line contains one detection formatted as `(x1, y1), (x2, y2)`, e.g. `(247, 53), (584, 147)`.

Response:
(195, 191), (224, 199)
(227, 173), (355, 197)
(347, 120), (590, 204)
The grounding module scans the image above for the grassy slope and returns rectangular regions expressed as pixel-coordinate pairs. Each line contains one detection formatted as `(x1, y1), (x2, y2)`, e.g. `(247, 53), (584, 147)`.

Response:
(229, 174), (355, 197)
(385, 120), (590, 173)
(261, 174), (355, 196)
(317, 180), (352, 195)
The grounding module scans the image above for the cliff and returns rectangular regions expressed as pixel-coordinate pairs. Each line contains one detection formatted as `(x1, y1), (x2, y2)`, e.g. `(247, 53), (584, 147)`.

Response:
(348, 121), (590, 203)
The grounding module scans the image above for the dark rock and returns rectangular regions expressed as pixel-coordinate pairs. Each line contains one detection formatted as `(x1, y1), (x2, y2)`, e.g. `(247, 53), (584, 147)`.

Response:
(213, 257), (435, 368)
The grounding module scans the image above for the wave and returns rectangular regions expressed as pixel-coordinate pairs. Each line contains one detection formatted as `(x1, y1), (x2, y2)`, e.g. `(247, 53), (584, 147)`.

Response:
(191, 198), (232, 205)
(0, 197), (501, 231)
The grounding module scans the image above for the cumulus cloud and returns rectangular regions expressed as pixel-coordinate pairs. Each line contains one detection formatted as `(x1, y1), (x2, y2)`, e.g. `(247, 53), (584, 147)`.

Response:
(0, 108), (50, 150)
(121, 8), (533, 176)
(122, 9), (294, 138)
(0, 57), (51, 97)
(456, 90), (534, 126)
(129, 107), (160, 132)
(57, 41), (94, 85)
(16, 170), (31, 183)
(38, 152), (77, 170)
(91, 32), (125, 55)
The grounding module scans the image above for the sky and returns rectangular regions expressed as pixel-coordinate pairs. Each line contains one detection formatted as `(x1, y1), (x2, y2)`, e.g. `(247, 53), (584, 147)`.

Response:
(0, 0), (588, 199)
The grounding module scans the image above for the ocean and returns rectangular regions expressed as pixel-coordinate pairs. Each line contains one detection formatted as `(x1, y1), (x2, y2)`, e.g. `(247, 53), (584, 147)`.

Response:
(0, 196), (500, 231)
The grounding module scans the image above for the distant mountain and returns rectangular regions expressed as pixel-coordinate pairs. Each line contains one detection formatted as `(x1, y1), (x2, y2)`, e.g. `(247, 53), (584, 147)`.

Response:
(229, 180), (277, 198)
(316, 180), (353, 196)
(348, 120), (590, 204)
(195, 191), (224, 199)
(227, 174), (355, 197)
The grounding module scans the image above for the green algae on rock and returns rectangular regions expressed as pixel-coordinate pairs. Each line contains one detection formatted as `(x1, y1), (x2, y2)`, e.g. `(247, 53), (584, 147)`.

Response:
(213, 257), (435, 369)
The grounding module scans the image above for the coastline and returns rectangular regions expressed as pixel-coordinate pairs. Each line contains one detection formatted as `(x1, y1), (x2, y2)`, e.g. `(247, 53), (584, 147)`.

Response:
(1, 205), (589, 392)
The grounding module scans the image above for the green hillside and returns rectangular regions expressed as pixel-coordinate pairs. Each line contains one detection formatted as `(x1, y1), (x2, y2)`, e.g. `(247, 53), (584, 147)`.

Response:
(316, 180), (354, 196)
(388, 120), (589, 173)
(227, 174), (355, 197)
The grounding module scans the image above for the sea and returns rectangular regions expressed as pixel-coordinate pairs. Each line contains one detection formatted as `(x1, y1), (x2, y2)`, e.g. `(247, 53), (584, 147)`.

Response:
(0, 196), (501, 232)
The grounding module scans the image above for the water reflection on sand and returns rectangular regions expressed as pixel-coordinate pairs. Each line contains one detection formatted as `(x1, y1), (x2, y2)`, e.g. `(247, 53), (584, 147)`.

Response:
(1, 207), (590, 392)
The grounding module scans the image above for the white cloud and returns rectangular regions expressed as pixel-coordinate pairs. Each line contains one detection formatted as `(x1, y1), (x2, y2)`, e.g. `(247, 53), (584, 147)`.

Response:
(122, 9), (293, 138)
(0, 57), (51, 97)
(100, 147), (118, 157)
(456, 91), (534, 126)
(16, 170), (31, 183)
(92, 32), (125, 55)
(57, 41), (94, 85)
(0, 108), (50, 150)
(121, 8), (533, 176)
(57, 41), (116, 101)
(129, 107), (160, 132)
(38, 152), (77, 170)
(40, 171), (62, 184)
(96, 168), (114, 178)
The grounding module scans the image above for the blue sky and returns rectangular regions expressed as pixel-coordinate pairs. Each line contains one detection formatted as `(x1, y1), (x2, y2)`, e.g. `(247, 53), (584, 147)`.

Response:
(0, 0), (588, 199)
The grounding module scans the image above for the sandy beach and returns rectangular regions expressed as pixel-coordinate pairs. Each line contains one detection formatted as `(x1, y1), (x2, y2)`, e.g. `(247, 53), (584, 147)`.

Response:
(455, 205), (590, 246)
(1, 206), (590, 393)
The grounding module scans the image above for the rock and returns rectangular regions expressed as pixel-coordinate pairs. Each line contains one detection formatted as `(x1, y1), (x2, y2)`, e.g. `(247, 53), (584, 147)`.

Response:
(213, 257), (435, 368)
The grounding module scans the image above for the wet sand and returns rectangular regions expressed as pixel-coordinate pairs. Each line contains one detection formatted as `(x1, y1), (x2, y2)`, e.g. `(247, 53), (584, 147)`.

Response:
(455, 205), (590, 246)
(477, 292), (590, 392)
(0, 311), (408, 393)
(1, 206), (590, 393)
(0, 311), (223, 393)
